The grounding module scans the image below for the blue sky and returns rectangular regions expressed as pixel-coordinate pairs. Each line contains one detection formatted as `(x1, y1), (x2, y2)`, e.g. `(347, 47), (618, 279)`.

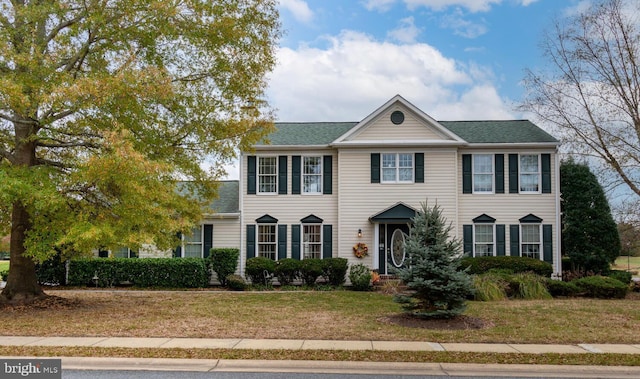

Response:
(266, 0), (589, 122)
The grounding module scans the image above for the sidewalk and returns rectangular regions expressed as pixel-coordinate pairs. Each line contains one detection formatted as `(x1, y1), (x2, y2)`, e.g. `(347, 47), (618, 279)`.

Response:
(2, 335), (640, 354)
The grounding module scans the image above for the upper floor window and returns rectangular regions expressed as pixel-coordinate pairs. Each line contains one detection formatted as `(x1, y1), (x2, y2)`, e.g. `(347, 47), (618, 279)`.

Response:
(473, 154), (493, 193)
(303, 156), (322, 193)
(258, 156), (277, 194)
(520, 154), (540, 193)
(382, 153), (413, 183)
(258, 224), (277, 260)
(521, 224), (541, 259)
(303, 224), (322, 259)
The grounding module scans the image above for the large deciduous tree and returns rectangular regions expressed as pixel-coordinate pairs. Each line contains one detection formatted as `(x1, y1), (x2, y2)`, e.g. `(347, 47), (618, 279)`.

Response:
(521, 0), (640, 199)
(0, 0), (280, 304)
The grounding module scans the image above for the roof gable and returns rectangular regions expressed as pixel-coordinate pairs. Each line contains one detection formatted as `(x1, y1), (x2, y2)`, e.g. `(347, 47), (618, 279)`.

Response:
(369, 202), (417, 223)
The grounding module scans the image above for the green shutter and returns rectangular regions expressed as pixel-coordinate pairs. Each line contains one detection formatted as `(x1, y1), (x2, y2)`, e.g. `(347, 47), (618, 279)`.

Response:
(496, 224), (505, 256)
(510, 225), (520, 256)
(323, 225), (332, 259)
(246, 225), (255, 259)
(203, 225), (213, 258)
(323, 155), (332, 194)
(278, 156), (287, 195)
(495, 154), (504, 194)
(278, 224), (287, 260)
(292, 156), (301, 194)
(509, 154), (519, 193)
(247, 156), (256, 194)
(543, 224), (553, 264)
(463, 224), (473, 256)
(291, 224), (301, 260)
(415, 153), (424, 183)
(462, 155), (472, 194)
(541, 154), (551, 193)
(371, 153), (380, 183)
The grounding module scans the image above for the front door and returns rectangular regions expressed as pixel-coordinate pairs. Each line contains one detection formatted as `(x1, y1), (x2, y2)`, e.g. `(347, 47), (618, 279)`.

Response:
(378, 223), (410, 275)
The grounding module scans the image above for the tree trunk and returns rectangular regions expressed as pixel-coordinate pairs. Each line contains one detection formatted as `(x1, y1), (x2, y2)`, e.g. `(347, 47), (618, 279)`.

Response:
(0, 202), (46, 304)
(0, 120), (46, 304)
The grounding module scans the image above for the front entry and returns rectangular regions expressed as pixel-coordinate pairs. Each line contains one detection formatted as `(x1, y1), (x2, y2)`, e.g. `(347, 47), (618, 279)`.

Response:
(377, 223), (410, 275)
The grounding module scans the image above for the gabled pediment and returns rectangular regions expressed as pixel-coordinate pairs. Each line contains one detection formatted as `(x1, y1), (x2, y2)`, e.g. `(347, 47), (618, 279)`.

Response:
(332, 95), (465, 147)
(300, 214), (323, 223)
(519, 214), (543, 223)
(473, 214), (496, 223)
(256, 214), (278, 223)
(369, 202), (417, 223)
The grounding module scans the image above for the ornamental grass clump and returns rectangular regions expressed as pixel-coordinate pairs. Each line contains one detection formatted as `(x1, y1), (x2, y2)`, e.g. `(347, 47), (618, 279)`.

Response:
(394, 202), (474, 319)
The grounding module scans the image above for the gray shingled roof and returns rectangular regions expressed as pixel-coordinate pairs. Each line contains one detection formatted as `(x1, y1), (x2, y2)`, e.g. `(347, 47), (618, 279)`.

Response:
(256, 120), (556, 146)
(209, 180), (239, 214)
(439, 120), (558, 144)
(256, 122), (358, 145)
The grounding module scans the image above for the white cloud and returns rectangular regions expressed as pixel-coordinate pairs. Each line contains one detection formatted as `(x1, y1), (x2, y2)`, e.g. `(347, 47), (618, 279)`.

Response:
(403, 0), (502, 13)
(279, 0), (314, 23)
(519, 0), (539, 5)
(387, 16), (422, 43)
(363, 0), (398, 12)
(266, 30), (514, 122)
(440, 8), (488, 38)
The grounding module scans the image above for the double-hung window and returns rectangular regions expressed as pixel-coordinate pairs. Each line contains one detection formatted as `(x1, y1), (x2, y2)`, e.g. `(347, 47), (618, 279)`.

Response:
(474, 224), (495, 257)
(520, 154), (540, 193)
(302, 224), (322, 259)
(382, 153), (413, 183)
(303, 156), (322, 194)
(258, 157), (277, 194)
(257, 224), (277, 260)
(473, 154), (493, 193)
(183, 226), (203, 258)
(521, 224), (541, 259)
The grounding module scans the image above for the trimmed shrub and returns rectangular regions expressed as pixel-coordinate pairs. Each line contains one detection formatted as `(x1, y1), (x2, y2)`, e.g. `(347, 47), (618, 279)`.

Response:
(226, 274), (246, 291)
(35, 254), (67, 285)
(546, 279), (580, 297)
(572, 275), (628, 299)
(245, 257), (275, 285)
(349, 263), (372, 291)
(68, 258), (209, 288)
(472, 273), (508, 301)
(300, 258), (324, 286)
(460, 256), (553, 277)
(274, 258), (301, 285)
(0, 269), (8, 281)
(607, 270), (632, 285)
(207, 248), (240, 287)
(322, 257), (348, 286)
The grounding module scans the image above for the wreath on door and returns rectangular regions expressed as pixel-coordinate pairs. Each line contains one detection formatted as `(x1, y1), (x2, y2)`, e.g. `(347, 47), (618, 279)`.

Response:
(353, 242), (369, 258)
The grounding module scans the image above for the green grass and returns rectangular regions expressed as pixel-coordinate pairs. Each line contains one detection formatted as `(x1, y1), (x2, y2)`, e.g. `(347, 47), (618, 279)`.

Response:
(614, 256), (640, 272)
(0, 260), (9, 273)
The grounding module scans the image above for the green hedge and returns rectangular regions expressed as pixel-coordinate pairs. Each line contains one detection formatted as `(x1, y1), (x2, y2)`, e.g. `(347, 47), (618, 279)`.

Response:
(274, 258), (301, 285)
(322, 258), (348, 286)
(546, 279), (580, 297)
(460, 256), (553, 277)
(68, 258), (209, 288)
(572, 275), (628, 299)
(245, 257), (276, 285)
(207, 248), (239, 287)
(607, 270), (632, 284)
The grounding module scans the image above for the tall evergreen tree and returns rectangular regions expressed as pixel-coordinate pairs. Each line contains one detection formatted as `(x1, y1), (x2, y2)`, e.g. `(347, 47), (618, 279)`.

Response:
(560, 159), (621, 273)
(394, 202), (474, 319)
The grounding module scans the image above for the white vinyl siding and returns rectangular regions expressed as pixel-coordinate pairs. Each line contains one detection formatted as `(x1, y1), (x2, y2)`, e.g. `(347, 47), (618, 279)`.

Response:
(258, 156), (277, 194)
(474, 224), (495, 257)
(381, 153), (413, 183)
(303, 224), (322, 259)
(473, 154), (493, 193)
(303, 156), (322, 194)
(520, 154), (540, 193)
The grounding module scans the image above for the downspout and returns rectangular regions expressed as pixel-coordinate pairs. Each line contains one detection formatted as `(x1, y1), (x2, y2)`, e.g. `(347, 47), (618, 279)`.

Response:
(239, 152), (245, 278)
(554, 148), (562, 279)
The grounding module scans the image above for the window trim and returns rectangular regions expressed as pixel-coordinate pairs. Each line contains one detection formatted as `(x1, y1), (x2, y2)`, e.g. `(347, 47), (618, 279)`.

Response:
(302, 223), (323, 260)
(520, 223), (542, 260)
(183, 225), (204, 258)
(519, 154), (541, 194)
(473, 224), (496, 257)
(472, 154), (494, 194)
(381, 153), (414, 184)
(302, 155), (323, 195)
(257, 156), (278, 194)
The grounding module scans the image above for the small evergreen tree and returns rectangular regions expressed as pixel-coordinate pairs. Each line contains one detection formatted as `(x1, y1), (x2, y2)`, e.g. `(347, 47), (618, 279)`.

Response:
(394, 202), (474, 319)
(561, 160), (621, 273)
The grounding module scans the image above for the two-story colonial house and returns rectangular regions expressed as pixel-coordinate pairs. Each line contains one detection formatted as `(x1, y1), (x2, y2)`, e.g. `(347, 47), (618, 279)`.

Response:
(237, 95), (561, 278)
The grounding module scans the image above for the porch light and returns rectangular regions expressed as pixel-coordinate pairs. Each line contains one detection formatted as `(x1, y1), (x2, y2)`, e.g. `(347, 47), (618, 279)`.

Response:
(358, 229), (362, 238)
